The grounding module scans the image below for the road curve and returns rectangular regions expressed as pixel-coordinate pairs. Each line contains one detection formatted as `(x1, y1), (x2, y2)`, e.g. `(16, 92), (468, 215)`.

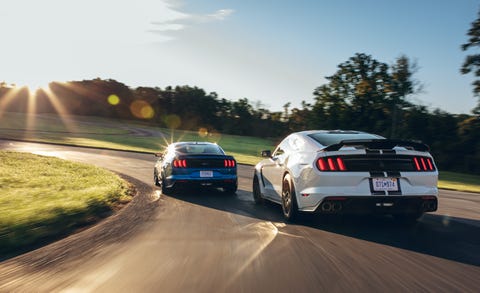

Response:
(0, 140), (479, 292)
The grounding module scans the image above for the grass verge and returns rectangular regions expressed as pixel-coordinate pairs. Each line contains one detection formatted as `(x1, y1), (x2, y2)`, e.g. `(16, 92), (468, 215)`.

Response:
(0, 151), (132, 255)
(438, 171), (480, 193)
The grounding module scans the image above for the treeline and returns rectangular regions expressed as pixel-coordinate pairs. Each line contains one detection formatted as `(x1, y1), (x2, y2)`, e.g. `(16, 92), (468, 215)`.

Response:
(1, 53), (479, 173)
(0, 79), (286, 137)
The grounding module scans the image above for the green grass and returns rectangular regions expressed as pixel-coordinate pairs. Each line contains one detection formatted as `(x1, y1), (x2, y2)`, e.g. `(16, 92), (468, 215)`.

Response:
(438, 171), (480, 193)
(0, 112), (276, 164)
(0, 112), (127, 134)
(0, 151), (132, 254)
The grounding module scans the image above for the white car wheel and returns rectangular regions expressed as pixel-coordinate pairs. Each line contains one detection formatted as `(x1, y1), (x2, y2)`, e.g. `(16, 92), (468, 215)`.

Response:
(282, 174), (298, 221)
(252, 175), (264, 204)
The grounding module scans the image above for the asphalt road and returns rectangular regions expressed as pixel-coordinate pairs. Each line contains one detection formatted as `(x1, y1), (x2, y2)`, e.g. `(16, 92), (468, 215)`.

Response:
(1, 140), (479, 292)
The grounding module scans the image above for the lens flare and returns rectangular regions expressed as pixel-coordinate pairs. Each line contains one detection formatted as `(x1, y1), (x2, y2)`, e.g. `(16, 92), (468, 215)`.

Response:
(208, 130), (222, 142)
(108, 94), (120, 105)
(198, 127), (208, 137)
(130, 100), (154, 119)
(0, 86), (23, 119)
(41, 86), (79, 133)
(164, 114), (181, 129)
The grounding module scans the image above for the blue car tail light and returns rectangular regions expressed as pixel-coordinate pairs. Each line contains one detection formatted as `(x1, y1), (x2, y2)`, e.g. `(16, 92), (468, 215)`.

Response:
(173, 158), (236, 169)
(224, 159), (236, 168)
(173, 159), (187, 168)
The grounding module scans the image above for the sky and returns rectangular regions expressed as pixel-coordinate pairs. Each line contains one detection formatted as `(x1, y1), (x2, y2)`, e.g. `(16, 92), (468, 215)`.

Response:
(0, 0), (478, 114)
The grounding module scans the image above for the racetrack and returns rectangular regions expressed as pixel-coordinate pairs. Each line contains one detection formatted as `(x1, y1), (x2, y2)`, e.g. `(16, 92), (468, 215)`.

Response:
(0, 140), (479, 292)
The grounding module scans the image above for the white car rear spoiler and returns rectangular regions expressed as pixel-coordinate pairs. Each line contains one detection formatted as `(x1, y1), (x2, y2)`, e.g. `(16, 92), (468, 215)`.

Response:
(323, 139), (430, 152)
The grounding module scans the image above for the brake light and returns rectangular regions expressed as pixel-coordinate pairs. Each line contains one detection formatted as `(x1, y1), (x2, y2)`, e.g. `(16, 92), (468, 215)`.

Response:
(173, 159), (187, 168)
(224, 159), (236, 168)
(327, 158), (336, 171)
(317, 158), (327, 171)
(337, 157), (346, 171)
(413, 157), (421, 170)
(316, 157), (347, 171)
(413, 157), (435, 171)
(426, 158), (433, 170)
(420, 157), (427, 171)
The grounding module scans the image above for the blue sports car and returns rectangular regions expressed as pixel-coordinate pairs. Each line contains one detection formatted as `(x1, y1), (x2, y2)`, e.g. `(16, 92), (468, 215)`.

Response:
(154, 142), (237, 194)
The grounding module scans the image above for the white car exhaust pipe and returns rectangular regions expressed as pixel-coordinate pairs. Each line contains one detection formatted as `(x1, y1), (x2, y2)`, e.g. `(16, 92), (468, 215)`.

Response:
(421, 200), (437, 212)
(320, 201), (343, 213)
(332, 202), (342, 212)
(321, 201), (332, 212)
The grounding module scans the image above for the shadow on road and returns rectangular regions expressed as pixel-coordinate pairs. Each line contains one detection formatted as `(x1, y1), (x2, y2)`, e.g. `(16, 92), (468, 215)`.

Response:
(167, 187), (480, 267)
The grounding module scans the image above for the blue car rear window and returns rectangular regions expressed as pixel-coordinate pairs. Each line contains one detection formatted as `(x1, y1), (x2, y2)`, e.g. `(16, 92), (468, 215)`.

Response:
(175, 144), (224, 154)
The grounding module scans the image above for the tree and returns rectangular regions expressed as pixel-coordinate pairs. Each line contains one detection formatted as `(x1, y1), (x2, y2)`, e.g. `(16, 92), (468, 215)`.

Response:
(457, 115), (480, 172)
(282, 102), (291, 122)
(230, 98), (254, 135)
(461, 9), (480, 113)
(288, 101), (311, 131)
(389, 55), (423, 137)
(311, 84), (348, 130)
(312, 53), (391, 135)
(390, 55), (422, 105)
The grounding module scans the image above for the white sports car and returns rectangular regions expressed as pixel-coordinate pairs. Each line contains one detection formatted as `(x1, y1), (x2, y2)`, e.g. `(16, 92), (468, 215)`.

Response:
(253, 130), (438, 222)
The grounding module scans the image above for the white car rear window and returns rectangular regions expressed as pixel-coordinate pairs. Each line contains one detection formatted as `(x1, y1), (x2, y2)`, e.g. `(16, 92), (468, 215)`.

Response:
(308, 132), (384, 146)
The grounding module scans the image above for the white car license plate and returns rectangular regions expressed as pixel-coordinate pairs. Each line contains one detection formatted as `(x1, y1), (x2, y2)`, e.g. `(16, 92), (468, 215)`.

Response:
(372, 178), (398, 192)
(200, 170), (213, 178)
